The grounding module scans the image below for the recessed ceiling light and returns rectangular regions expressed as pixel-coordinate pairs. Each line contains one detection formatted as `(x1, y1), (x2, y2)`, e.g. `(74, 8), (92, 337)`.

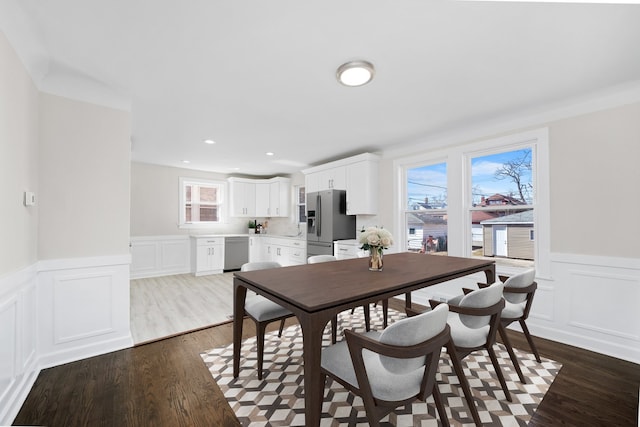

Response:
(266, 152), (275, 156)
(182, 160), (190, 164)
(337, 60), (375, 87)
(203, 139), (216, 144)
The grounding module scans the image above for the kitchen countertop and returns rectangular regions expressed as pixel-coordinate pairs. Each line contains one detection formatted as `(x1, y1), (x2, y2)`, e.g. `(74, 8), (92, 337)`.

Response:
(190, 234), (250, 238)
(191, 233), (306, 241)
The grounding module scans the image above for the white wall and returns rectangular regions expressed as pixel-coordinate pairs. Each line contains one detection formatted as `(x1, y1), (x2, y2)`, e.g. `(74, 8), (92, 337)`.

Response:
(0, 30), (133, 425)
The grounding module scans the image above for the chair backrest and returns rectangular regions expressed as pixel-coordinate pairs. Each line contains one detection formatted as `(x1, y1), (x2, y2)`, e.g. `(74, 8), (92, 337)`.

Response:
(307, 255), (337, 264)
(240, 261), (281, 272)
(503, 268), (536, 304)
(377, 303), (449, 374)
(458, 282), (504, 328)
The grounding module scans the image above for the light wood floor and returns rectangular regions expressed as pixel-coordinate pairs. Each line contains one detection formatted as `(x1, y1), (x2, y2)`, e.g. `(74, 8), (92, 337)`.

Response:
(130, 272), (236, 344)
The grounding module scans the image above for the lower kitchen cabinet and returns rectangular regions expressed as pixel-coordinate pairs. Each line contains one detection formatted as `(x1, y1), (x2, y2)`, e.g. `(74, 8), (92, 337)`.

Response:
(250, 237), (306, 266)
(191, 236), (225, 276)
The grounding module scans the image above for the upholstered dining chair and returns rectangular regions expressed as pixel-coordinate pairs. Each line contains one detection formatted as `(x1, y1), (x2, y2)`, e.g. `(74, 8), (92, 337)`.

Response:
(431, 282), (512, 402)
(240, 261), (295, 380)
(478, 268), (539, 384)
(321, 304), (451, 427)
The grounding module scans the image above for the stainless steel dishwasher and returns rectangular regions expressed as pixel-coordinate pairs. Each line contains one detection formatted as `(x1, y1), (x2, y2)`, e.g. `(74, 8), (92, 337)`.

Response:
(224, 236), (249, 271)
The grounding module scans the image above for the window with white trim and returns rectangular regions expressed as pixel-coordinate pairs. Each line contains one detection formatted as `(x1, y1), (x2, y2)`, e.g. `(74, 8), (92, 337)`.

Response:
(396, 128), (549, 275)
(179, 178), (224, 227)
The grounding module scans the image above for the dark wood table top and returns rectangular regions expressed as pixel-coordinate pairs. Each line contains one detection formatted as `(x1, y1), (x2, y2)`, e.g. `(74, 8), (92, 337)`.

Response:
(234, 252), (495, 313)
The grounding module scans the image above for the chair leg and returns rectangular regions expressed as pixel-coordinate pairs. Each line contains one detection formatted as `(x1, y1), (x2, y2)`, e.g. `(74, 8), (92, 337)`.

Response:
(363, 305), (371, 332)
(331, 316), (338, 344)
(446, 341), (482, 427)
(499, 324), (526, 383)
(432, 382), (450, 427)
(487, 345), (512, 402)
(256, 321), (269, 380)
(520, 319), (542, 363)
(277, 319), (286, 337)
(382, 299), (389, 328)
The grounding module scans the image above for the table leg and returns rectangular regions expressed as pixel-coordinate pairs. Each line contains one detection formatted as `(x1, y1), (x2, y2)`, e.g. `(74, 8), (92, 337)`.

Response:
(299, 312), (331, 427)
(446, 340), (482, 426)
(484, 264), (496, 285)
(232, 279), (247, 378)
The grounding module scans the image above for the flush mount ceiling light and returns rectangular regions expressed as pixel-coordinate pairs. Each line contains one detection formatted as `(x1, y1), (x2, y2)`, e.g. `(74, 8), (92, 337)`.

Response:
(336, 60), (375, 87)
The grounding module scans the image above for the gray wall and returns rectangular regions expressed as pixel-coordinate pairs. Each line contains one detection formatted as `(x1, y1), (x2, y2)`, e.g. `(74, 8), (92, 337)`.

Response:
(0, 31), (39, 276)
(0, 29), (132, 274)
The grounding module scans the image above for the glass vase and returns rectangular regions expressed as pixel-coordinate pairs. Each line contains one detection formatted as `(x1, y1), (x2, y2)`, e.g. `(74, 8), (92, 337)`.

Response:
(369, 249), (383, 271)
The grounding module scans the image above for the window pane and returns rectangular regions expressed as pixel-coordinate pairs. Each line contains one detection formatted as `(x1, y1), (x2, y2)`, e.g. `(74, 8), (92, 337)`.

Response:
(406, 212), (448, 254)
(470, 148), (534, 267)
(407, 163), (447, 210)
(199, 186), (217, 203)
(298, 186), (305, 204)
(199, 206), (218, 222)
(471, 208), (535, 267)
(185, 205), (192, 222)
(406, 162), (448, 255)
(471, 148), (532, 206)
(185, 185), (192, 202)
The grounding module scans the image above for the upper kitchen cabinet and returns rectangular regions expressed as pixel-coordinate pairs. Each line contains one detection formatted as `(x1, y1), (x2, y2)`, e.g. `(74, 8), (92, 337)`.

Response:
(303, 153), (380, 215)
(346, 159), (379, 215)
(230, 176), (291, 218)
(306, 166), (346, 193)
(228, 178), (256, 217)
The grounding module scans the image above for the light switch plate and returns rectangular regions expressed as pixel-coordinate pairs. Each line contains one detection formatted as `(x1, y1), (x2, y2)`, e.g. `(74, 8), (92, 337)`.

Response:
(24, 191), (36, 206)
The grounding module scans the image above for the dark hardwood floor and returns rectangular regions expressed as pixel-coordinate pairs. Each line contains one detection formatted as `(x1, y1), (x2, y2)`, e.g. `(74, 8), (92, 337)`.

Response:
(13, 302), (640, 427)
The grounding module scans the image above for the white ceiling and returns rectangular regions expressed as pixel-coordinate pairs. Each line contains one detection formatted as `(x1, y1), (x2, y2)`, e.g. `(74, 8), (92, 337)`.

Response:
(2, 0), (640, 176)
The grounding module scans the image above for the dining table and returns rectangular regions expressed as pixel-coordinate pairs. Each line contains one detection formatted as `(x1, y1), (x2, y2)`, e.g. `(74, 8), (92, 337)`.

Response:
(233, 252), (495, 426)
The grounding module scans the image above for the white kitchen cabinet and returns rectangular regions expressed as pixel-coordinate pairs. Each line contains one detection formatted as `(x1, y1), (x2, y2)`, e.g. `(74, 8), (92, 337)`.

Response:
(255, 178), (290, 217)
(255, 182), (270, 217)
(306, 166), (346, 193)
(303, 153), (379, 214)
(269, 179), (290, 217)
(254, 236), (306, 266)
(286, 239), (306, 265)
(248, 236), (263, 263)
(228, 178), (256, 217)
(230, 177), (290, 218)
(346, 159), (379, 215)
(333, 239), (365, 260)
(191, 236), (225, 276)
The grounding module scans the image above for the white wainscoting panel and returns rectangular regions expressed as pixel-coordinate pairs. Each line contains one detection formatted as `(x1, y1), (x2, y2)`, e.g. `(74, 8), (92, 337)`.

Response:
(37, 255), (133, 370)
(568, 270), (639, 340)
(53, 272), (116, 343)
(526, 253), (640, 364)
(0, 265), (39, 426)
(130, 236), (190, 279)
(0, 295), (18, 399)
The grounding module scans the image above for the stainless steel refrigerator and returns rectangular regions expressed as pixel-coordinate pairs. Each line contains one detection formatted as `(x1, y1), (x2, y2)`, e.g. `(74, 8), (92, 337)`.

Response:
(306, 189), (356, 256)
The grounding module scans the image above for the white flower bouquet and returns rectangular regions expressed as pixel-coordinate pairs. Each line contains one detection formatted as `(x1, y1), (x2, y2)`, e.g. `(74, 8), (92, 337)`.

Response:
(359, 226), (394, 254)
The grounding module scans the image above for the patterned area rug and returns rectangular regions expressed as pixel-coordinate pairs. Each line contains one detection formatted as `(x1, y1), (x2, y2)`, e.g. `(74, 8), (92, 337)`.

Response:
(201, 307), (561, 426)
